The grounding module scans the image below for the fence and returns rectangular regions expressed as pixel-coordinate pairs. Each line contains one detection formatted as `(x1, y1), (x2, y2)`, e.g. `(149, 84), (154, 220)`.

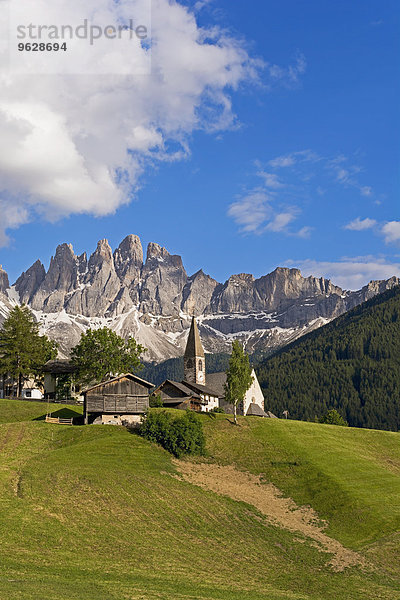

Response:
(45, 416), (74, 425)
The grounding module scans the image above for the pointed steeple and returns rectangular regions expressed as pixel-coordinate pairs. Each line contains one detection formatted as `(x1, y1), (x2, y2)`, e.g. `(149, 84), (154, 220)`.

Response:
(184, 317), (205, 359)
(184, 317), (205, 384)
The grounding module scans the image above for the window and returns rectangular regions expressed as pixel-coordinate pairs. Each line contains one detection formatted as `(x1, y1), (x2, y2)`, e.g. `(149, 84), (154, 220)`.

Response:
(25, 390), (32, 398)
(198, 359), (203, 372)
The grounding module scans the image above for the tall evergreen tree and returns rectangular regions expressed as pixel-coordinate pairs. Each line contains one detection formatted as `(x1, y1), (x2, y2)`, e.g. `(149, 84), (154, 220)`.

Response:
(224, 341), (253, 424)
(0, 305), (57, 397)
(71, 327), (146, 387)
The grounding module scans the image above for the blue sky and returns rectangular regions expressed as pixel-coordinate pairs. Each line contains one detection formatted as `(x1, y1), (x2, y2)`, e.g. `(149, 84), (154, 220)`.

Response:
(0, 0), (399, 290)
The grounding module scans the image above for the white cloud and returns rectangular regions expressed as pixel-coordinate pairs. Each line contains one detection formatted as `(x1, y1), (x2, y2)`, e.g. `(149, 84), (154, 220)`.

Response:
(327, 157), (373, 196)
(360, 186), (373, 197)
(295, 226), (313, 239)
(268, 155), (295, 168)
(194, 0), (214, 11)
(268, 149), (319, 168)
(228, 183), (306, 237)
(267, 150), (375, 199)
(0, 0), (261, 245)
(268, 54), (307, 86)
(258, 171), (284, 189)
(344, 217), (377, 231)
(227, 191), (272, 233)
(266, 211), (296, 232)
(229, 154), (315, 236)
(343, 218), (400, 246)
(285, 256), (400, 290)
(381, 221), (400, 245)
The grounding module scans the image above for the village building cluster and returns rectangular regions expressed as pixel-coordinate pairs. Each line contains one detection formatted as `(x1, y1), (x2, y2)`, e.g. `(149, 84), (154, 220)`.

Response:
(82, 317), (272, 424)
(2, 317), (274, 424)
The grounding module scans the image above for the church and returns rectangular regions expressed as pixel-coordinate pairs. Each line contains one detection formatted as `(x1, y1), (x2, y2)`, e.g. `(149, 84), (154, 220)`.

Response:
(153, 317), (220, 412)
(154, 317), (270, 416)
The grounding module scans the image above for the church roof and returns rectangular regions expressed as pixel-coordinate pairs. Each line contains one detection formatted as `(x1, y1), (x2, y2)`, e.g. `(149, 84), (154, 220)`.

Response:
(184, 317), (205, 359)
(206, 372), (227, 397)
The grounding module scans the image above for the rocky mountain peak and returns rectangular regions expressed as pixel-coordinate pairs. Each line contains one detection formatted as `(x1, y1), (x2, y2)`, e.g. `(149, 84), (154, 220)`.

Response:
(354, 277), (400, 302)
(181, 269), (219, 316)
(0, 265), (9, 293)
(55, 242), (75, 259)
(114, 235), (143, 286)
(112, 235), (144, 306)
(115, 234), (143, 263)
(90, 239), (113, 263)
(84, 239), (115, 283)
(210, 273), (257, 313)
(146, 242), (170, 262)
(273, 267), (301, 277)
(230, 273), (256, 284)
(140, 243), (187, 316)
(28, 243), (81, 312)
(14, 260), (45, 304)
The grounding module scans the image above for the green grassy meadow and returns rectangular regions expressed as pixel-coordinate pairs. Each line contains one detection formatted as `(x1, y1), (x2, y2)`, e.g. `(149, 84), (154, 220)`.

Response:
(0, 401), (399, 599)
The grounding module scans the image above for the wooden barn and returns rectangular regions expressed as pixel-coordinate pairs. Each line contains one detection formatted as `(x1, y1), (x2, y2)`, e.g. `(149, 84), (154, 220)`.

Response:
(83, 373), (154, 425)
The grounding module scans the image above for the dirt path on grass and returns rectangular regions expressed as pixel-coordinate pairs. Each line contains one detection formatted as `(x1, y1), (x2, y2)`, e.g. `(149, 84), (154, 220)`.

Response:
(0, 425), (12, 453)
(174, 461), (366, 572)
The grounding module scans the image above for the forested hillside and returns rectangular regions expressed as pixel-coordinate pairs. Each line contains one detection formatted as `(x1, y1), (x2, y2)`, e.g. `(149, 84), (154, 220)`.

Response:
(257, 285), (400, 431)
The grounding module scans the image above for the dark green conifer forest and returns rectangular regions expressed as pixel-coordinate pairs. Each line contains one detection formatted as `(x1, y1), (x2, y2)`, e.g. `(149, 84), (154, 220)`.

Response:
(256, 286), (400, 431)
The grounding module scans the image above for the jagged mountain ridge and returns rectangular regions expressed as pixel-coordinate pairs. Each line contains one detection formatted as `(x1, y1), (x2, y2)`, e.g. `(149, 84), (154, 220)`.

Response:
(0, 235), (399, 361)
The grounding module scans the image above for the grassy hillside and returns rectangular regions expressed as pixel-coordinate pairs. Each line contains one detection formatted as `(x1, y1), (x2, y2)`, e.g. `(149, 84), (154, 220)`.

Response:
(0, 399), (82, 424)
(256, 285), (400, 430)
(0, 401), (400, 599)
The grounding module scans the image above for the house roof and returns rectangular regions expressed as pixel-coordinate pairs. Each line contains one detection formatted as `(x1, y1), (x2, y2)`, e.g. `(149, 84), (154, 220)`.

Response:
(83, 373), (154, 394)
(43, 359), (77, 374)
(184, 317), (205, 359)
(154, 380), (206, 403)
(181, 380), (220, 397)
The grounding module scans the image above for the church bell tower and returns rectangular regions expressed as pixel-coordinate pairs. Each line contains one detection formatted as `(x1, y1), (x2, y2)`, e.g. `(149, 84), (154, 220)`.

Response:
(184, 317), (205, 385)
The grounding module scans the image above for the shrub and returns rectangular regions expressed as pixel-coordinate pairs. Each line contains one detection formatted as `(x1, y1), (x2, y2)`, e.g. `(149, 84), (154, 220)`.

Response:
(319, 409), (348, 427)
(149, 394), (164, 408)
(140, 410), (206, 458)
(210, 406), (225, 413)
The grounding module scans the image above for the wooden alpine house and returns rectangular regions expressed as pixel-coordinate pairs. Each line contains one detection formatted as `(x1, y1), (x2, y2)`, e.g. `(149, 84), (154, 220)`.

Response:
(83, 373), (154, 425)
